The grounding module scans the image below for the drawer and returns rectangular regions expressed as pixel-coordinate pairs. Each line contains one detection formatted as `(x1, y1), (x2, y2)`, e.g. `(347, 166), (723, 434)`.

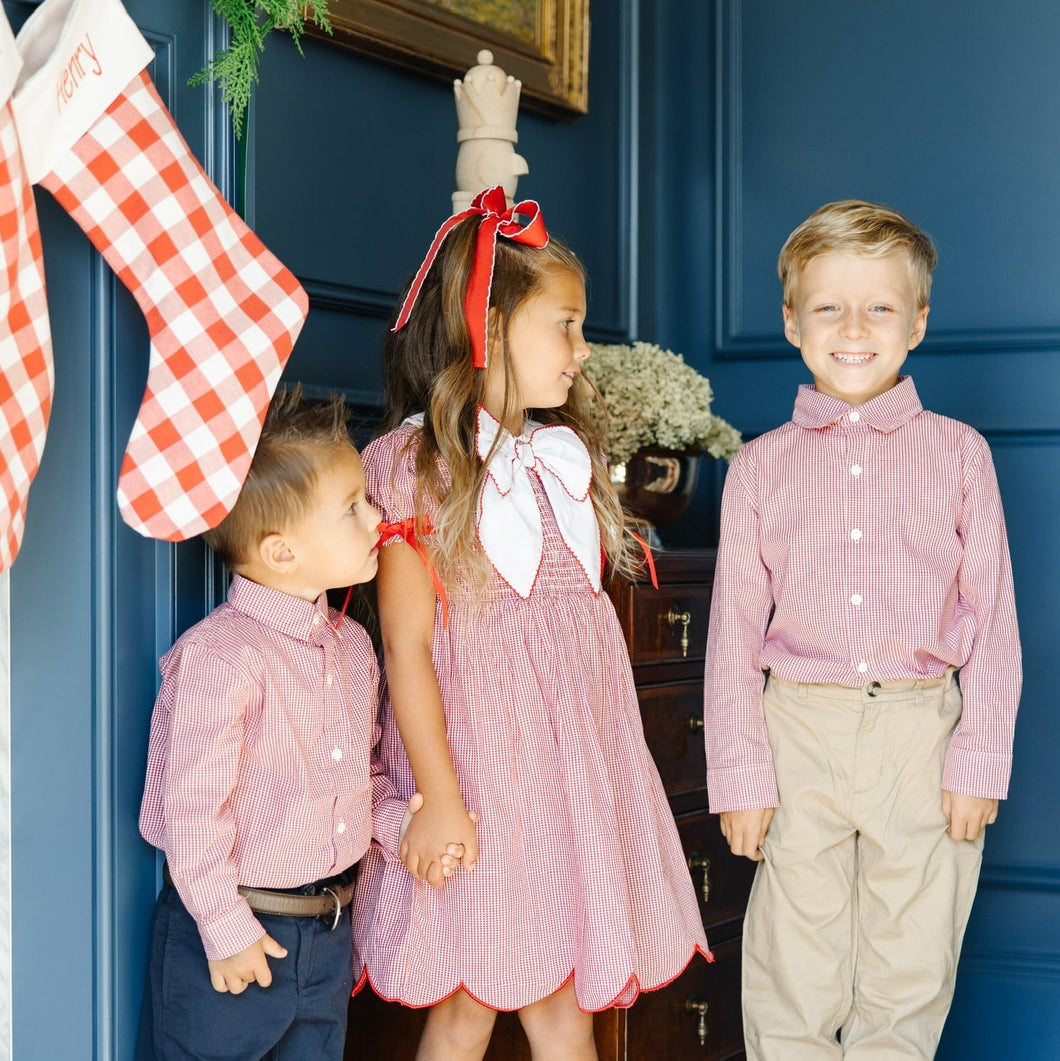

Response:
(627, 938), (744, 1060)
(624, 580), (712, 665)
(675, 808), (758, 943)
(639, 680), (707, 798)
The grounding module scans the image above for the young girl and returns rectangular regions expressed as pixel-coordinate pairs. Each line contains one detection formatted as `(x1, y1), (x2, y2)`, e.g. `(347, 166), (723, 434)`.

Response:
(353, 187), (710, 1061)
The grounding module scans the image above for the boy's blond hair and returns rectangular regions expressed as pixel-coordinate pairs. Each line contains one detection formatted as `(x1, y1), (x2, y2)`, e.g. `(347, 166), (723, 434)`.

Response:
(202, 386), (352, 568)
(778, 199), (938, 308)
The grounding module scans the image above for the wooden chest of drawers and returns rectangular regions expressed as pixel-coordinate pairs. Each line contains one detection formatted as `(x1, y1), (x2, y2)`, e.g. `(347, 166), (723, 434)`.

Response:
(608, 548), (755, 1059)
(345, 549), (754, 1059)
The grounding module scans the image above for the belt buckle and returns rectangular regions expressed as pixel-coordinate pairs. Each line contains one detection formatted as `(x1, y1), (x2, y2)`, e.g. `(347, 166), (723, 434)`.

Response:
(319, 886), (342, 931)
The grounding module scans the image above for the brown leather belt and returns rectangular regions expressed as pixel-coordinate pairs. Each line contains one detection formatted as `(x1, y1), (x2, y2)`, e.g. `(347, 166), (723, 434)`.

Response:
(162, 863), (355, 931)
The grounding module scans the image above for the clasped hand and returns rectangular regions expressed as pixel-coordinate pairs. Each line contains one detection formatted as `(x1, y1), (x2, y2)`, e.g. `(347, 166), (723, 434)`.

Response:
(400, 791), (478, 888)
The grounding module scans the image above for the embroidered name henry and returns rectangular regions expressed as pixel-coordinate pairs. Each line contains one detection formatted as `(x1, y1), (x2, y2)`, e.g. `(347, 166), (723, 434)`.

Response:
(56, 33), (102, 112)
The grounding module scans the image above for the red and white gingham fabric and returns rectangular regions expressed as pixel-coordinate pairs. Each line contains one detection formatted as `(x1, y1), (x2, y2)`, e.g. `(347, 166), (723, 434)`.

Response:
(353, 425), (710, 1012)
(37, 70), (307, 539)
(0, 15), (53, 571)
(703, 377), (1022, 812)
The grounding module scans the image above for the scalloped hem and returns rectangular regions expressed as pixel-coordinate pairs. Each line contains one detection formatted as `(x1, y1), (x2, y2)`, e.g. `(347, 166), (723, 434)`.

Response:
(352, 944), (713, 1013)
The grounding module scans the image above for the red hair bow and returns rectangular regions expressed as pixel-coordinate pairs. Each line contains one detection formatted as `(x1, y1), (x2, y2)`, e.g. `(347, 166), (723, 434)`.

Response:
(391, 186), (549, 369)
(376, 517), (450, 626)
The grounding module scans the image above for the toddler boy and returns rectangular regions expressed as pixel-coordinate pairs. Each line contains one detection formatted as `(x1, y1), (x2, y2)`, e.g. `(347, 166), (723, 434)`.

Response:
(704, 200), (1021, 1059)
(137, 386), (384, 1060)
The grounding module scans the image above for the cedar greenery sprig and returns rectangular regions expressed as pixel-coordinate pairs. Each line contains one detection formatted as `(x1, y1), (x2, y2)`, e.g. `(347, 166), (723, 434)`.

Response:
(190, 1), (332, 137)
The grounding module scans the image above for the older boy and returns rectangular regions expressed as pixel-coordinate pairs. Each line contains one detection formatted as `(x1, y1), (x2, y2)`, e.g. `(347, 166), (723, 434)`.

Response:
(136, 386), (384, 1060)
(704, 200), (1021, 1058)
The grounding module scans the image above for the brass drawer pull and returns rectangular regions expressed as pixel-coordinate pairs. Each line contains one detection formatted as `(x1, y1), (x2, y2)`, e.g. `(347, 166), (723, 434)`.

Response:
(687, 715), (704, 732)
(687, 854), (711, 903)
(666, 608), (692, 657)
(685, 999), (709, 1046)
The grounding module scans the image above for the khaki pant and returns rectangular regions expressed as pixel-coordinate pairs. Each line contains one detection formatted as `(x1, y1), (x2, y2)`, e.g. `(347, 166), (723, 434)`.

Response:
(743, 672), (983, 1060)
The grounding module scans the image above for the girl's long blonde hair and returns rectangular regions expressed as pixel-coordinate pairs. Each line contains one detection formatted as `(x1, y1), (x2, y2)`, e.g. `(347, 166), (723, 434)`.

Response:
(381, 215), (638, 590)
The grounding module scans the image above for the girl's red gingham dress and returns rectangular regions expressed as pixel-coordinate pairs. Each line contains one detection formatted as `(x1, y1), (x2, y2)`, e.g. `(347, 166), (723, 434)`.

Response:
(353, 425), (710, 1012)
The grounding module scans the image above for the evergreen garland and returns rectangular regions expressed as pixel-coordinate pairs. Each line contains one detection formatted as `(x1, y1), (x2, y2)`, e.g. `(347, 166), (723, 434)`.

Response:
(190, 1), (332, 137)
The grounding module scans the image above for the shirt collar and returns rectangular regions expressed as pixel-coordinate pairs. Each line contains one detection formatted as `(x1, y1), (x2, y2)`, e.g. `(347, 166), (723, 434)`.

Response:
(791, 375), (923, 433)
(227, 574), (334, 644)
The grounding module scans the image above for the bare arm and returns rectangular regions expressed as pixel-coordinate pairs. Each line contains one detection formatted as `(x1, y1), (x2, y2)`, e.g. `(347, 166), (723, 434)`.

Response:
(377, 542), (478, 886)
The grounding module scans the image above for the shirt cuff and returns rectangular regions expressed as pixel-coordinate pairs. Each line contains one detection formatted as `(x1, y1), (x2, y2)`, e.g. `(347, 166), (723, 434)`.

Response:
(706, 763), (780, 814)
(942, 747), (1012, 800)
(372, 794), (407, 863)
(197, 896), (266, 961)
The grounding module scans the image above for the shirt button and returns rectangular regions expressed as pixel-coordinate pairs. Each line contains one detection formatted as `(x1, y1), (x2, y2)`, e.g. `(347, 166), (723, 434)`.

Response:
(850, 594), (862, 606)
(332, 747), (343, 761)
(851, 464), (862, 477)
(326, 673), (334, 687)
(850, 528), (862, 541)
(857, 660), (868, 673)
(850, 410), (861, 423)
(336, 821), (346, 834)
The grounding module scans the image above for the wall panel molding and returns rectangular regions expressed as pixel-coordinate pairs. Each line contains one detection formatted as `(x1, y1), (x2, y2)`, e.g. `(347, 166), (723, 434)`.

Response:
(301, 278), (399, 319)
(97, 27), (179, 1061)
(959, 947), (1060, 982)
(980, 863), (1060, 894)
(712, 0), (1060, 363)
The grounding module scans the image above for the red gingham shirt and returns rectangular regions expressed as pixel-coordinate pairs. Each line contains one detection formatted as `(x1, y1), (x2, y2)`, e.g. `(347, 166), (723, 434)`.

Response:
(139, 575), (381, 960)
(704, 377), (1021, 812)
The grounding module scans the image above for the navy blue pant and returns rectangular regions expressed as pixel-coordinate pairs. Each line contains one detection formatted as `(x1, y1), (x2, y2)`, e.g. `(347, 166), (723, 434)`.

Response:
(136, 885), (353, 1061)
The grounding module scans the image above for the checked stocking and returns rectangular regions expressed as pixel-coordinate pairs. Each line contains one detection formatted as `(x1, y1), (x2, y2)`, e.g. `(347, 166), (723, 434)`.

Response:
(14, 0), (308, 540)
(0, 8), (53, 570)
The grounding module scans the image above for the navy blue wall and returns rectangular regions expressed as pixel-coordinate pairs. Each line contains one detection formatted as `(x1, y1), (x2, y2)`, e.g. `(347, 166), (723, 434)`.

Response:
(652, 1), (1060, 1055)
(7, 0), (1058, 1056)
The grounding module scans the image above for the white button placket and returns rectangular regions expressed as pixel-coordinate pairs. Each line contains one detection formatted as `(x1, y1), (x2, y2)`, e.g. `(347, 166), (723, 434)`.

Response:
(323, 644), (344, 784)
(847, 413), (868, 679)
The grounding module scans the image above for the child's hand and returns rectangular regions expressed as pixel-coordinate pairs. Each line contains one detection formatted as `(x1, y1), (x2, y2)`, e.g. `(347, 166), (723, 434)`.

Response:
(942, 790), (998, 841)
(400, 792), (479, 888)
(207, 933), (288, 994)
(399, 792), (471, 882)
(719, 807), (775, 861)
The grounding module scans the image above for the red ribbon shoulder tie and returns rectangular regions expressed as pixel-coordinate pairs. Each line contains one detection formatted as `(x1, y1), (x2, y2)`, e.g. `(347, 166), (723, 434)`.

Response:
(376, 517), (450, 627)
(630, 531), (659, 590)
(391, 186), (549, 368)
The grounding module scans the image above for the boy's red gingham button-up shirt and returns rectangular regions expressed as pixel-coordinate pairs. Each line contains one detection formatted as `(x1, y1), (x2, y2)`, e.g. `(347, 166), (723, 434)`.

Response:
(139, 575), (382, 960)
(704, 377), (1021, 812)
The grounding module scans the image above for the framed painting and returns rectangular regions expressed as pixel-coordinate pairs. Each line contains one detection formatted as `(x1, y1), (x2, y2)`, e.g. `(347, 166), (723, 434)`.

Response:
(307, 0), (590, 117)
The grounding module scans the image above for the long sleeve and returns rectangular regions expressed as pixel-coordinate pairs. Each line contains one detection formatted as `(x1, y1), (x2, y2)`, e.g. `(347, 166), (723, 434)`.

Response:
(703, 448), (780, 812)
(942, 432), (1022, 798)
(153, 645), (265, 959)
(371, 723), (407, 861)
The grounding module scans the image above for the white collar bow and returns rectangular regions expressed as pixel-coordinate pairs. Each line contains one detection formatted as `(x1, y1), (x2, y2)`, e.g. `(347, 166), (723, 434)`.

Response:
(475, 407), (601, 598)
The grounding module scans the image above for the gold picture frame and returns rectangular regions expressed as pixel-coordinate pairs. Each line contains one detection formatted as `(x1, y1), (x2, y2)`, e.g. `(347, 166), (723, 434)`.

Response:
(308, 0), (589, 117)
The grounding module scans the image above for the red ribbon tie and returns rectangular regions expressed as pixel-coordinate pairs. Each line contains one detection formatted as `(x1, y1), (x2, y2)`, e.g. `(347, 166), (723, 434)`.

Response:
(392, 186), (549, 369)
(376, 517), (450, 626)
